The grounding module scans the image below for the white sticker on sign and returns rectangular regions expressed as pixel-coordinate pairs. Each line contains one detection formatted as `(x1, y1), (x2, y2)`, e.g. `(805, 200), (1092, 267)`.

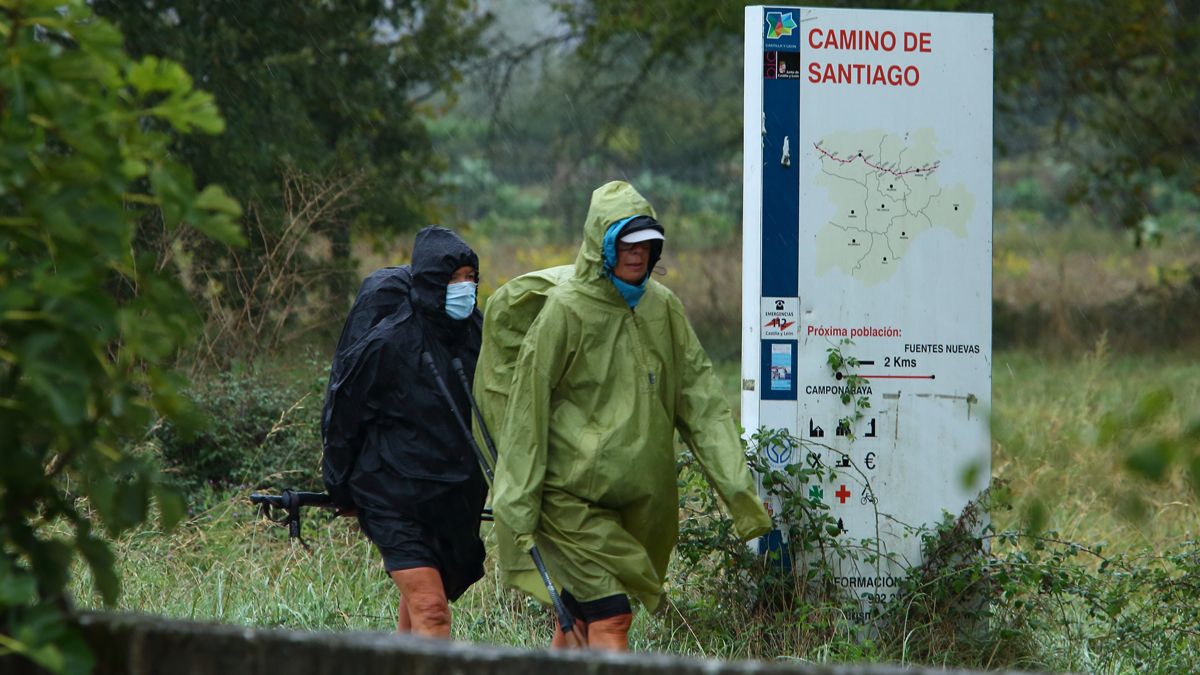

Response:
(760, 297), (800, 338)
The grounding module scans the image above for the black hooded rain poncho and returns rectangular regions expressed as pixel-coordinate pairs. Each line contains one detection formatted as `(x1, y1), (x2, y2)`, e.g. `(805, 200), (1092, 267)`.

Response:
(321, 226), (486, 600)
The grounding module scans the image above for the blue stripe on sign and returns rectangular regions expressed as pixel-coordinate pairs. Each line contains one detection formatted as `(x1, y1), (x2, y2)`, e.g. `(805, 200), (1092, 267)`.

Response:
(761, 6), (799, 298)
(757, 528), (793, 569)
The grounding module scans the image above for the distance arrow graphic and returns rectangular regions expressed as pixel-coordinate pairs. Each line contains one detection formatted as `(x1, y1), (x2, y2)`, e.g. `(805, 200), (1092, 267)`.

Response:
(836, 371), (935, 381)
(859, 374), (935, 380)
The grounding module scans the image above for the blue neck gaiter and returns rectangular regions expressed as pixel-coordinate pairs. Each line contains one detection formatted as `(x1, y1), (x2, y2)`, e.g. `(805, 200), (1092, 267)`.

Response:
(603, 217), (648, 309)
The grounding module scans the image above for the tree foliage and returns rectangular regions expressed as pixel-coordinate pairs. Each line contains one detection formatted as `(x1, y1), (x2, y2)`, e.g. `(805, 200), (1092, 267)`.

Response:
(442, 14), (746, 233)
(85, 1), (492, 359)
(93, 0), (491, 234)
(0, 1), (241, 671)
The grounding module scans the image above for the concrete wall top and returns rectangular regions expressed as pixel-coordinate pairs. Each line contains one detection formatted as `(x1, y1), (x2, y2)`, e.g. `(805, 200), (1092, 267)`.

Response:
(48, 611), (1032, 675)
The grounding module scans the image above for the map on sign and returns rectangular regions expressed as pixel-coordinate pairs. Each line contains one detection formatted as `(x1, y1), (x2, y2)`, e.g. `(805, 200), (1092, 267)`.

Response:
(813, 129), (974, 285)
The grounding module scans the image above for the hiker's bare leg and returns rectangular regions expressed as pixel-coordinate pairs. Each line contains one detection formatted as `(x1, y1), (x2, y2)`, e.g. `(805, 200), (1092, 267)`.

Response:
(396, 595), (413, 632)
(550, 614), (588, 648)
(389, 566), (450, 638)
(585, 612), (632, 651)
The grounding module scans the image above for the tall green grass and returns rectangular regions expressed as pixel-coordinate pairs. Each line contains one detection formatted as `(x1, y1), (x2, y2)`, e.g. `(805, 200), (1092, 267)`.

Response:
(69, 346), (1200, 670)
(991, 341), (1200, 548)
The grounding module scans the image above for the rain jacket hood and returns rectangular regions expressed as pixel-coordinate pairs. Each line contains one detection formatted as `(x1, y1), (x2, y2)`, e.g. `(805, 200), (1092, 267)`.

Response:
(481, 181), (771, 613)
(573, 181), (657, 283)
(411, 225), (480, 320)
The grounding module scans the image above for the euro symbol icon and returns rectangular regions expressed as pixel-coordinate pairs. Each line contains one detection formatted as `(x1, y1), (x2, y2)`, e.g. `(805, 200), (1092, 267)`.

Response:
(864, 452), (877, 470)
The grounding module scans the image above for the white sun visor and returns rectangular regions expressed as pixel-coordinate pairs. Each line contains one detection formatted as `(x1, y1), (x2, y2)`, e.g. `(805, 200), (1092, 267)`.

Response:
(619, 229), (665, 244)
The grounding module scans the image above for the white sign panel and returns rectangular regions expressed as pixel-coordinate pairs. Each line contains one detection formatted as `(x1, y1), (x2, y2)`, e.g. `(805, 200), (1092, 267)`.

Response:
(742, 6), (992, 622)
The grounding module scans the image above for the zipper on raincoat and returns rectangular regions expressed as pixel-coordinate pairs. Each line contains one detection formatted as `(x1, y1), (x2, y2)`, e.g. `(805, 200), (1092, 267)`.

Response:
(626, 309), (657, 392)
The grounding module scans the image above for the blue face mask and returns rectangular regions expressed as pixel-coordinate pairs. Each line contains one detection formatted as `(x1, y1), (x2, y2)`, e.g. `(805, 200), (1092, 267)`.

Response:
(445, 281), (476, 320)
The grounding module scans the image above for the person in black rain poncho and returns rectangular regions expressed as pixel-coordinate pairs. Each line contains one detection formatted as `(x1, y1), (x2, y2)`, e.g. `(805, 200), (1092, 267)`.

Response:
(321, 226), (486, 638)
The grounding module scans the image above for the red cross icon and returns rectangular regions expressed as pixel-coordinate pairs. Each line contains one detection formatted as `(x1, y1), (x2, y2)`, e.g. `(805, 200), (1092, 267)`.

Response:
(835, 485), (851, 503)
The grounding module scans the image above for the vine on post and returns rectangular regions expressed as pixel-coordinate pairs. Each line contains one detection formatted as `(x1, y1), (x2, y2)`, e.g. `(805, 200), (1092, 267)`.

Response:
(827, 338), (872, 440)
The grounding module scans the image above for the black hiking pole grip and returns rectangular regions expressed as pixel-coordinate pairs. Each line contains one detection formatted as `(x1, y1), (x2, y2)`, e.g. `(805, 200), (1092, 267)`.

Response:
(425, 352), (581, 642)
(421, 351), (494, 483)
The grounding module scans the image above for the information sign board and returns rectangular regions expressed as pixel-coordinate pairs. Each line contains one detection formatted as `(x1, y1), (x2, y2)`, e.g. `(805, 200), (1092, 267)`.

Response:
(742, 6), (993, 621)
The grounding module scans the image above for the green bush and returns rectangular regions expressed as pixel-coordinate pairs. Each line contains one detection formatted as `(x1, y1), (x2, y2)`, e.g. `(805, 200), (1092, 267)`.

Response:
(675, 432), (1200, 670)
(151, 367), (326, 500)
(895, 494), (1200, 672)
(0, 2), (242, 672)
(671, 427), (869, 659)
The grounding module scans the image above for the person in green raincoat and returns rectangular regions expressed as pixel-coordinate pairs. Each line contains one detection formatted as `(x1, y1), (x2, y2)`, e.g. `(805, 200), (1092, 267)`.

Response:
(480, 180), (772, 651)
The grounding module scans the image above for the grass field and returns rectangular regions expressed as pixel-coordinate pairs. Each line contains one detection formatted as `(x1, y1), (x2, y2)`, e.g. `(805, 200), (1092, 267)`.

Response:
(991, 343), (1200, 549)
(68, 345), (1200, 671)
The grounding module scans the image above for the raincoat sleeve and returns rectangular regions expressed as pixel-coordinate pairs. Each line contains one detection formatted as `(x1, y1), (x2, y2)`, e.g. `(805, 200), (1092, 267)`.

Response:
(491, 297), (573, 550)
(321, 341), (386, 509)
(669, 298), (772, 542)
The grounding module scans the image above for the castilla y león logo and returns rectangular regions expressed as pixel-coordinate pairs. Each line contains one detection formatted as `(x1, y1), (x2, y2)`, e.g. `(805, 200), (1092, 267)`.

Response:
(765, 12), (798, 40)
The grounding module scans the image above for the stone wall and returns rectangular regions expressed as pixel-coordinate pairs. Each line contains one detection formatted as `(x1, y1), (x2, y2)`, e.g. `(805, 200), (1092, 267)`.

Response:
(5, 612), (1022, 675)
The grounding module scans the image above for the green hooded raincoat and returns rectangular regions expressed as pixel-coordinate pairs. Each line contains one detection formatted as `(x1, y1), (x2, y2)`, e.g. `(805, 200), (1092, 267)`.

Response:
(481, 181), (771, 612)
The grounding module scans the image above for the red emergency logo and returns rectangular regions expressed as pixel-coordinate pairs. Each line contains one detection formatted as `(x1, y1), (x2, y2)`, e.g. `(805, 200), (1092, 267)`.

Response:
(764, 317), (796, 331)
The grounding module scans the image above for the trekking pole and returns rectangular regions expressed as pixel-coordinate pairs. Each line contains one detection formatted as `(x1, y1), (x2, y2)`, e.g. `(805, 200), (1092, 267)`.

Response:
(422, 352), (584, 647)
(448, 356), (584, 647)
(422, 352), (494, 483)
(450, 358), (499, 469)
